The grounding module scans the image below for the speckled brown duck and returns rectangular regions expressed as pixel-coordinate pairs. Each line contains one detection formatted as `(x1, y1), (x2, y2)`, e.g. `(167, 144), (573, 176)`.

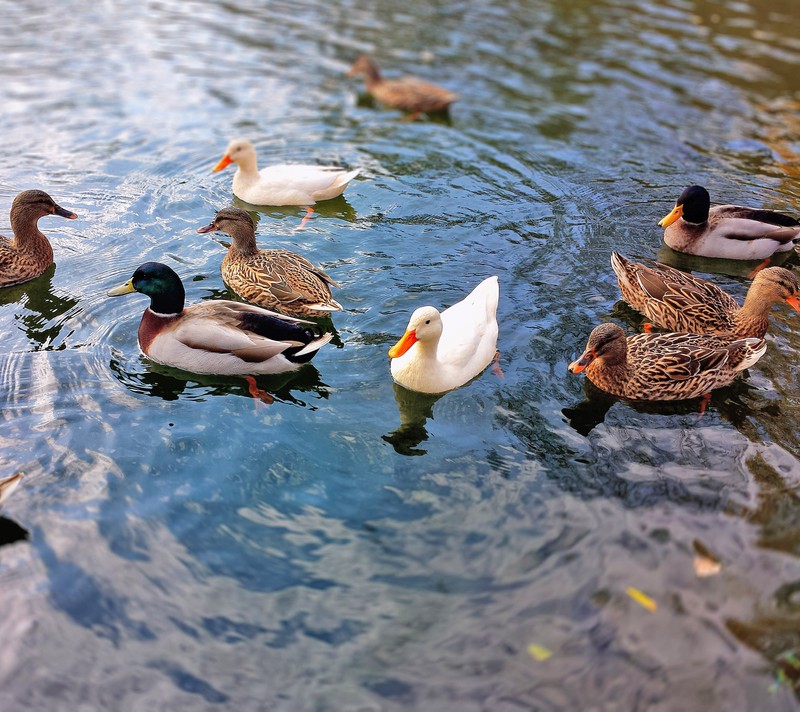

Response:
(658, 185), (800, 260)
(346, 54), (458, 116)
(0, 190), (77, 288)
(197, 207), (342, 318)
(568, 323), (766, 401)
(611, 252), (800, 339)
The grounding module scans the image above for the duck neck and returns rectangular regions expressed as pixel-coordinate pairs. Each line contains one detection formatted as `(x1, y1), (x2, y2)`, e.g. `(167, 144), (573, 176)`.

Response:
(10, 208), (53, 260)
(235, 151), (260, 179)
(147, 283), (185, 316)
(735, 290), (772, 338)
(362, 60), (382, 88)
(228, 225), (260, 257)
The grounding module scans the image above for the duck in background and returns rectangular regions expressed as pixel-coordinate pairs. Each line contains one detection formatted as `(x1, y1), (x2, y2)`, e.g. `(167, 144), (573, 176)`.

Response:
(197, 207), (342, 318)
(611, 252), (800, 338)
(0, 190), (77, 288)
(107, 262), (333, 380)
(658, 185), (800, 260)
(388, 276), (499, 394)
(346, 54), (459, 119)
(212, 138), (359, 213)
(568, 322), (766, 401)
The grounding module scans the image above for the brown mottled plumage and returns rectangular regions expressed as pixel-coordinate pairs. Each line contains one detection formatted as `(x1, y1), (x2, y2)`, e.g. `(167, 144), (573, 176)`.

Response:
(0, 190), (77, 288)
(346, 54), (458, 115)
(568, 323), (766, 401)
(611, 252), (800, 339)
(197, 207), (342, 318)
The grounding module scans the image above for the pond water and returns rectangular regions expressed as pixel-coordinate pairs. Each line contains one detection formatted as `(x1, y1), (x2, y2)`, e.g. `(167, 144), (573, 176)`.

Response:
(2, 0), (800, 709)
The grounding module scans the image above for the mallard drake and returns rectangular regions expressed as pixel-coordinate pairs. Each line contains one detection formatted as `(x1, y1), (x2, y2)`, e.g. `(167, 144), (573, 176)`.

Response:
(611, 252), (800, 338)
(107, 262), (332, 375)
(0, 190), (77, 288)
(388, 276), (499, 394)
(658, 185), (800, 260)
(346, 54), (459, 116)
(568, 323), (766, 400)
(0, 473), (23, 508)
(196, 207), (342, 318)
(212, 139), (360, 207)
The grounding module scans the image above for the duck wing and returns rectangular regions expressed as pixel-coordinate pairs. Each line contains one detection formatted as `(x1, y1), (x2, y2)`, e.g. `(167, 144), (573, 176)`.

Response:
(174, 301), (315, 360)
(711, 205), (800, 244)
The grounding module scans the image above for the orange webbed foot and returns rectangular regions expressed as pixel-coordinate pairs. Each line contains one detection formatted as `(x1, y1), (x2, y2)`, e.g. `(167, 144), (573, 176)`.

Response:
(696, 392), (712, 421)
(643, 323), (654, 334)
(491, 350), (505, 379)
(748, 258), (771, 279)
(295, 206), (315, 231)
(245, 376), (274, 407)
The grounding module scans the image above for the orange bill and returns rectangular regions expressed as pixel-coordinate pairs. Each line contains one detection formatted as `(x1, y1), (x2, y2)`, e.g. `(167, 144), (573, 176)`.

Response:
(388, 329), (418, 358)
(568, 349), (595, 374)
(213, 154), (233, 172)
(786, 295), (800, 312)
(658, 203), (683, 228)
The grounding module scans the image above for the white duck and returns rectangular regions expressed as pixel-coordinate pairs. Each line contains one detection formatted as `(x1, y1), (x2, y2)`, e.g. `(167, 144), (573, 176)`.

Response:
(213, 139), (360, 206)
(388, 276), (499, 394)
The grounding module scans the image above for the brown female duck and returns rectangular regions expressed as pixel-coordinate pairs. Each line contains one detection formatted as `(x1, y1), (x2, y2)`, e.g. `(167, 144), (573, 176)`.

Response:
(658, 185), (800, 260)
(346, 54), (458, 116)
(197, 207), (342, 318)
(568, 323), (766, 401)
(611, 252), (800, 338)
(0, 190), (77, 287)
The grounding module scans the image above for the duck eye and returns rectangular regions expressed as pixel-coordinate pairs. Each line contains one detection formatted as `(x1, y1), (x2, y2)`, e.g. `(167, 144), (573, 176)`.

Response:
(424, 319), (431, 325)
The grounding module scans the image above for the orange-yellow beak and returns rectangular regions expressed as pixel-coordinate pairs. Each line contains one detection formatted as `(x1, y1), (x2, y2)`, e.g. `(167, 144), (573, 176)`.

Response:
(388, 329), (418, 359)
(213, 154), (233, 172)
(568, 349), (595, 374)
(658, 203), (683, 228)
(786, 295), (800, 312)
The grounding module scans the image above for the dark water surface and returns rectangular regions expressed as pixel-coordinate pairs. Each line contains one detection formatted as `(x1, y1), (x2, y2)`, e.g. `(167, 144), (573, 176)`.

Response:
(2, 0), (800, 709)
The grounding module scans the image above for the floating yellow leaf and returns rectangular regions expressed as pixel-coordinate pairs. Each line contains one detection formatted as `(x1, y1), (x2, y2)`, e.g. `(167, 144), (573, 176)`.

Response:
(626, 587), (657, 612)
(527, 643), (553, 661)
(693, 555), (721, 578)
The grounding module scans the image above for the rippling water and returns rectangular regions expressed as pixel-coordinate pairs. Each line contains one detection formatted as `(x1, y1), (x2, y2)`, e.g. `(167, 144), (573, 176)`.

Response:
(2, 0), (800, 709)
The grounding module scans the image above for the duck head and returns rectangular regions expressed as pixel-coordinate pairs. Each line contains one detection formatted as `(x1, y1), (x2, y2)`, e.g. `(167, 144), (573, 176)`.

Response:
(659, 185), (710, 227)
(388, 306), (443, 358)
(569, 323), (628, 373)
(213, 139), (257, 172)
(108, 261), (186, 315)
(13, 189), (77, 222)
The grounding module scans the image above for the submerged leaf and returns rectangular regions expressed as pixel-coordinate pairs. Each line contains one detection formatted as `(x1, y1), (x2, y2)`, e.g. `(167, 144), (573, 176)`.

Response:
(527, 643), (553, 661)
(626, 586), (657, 612)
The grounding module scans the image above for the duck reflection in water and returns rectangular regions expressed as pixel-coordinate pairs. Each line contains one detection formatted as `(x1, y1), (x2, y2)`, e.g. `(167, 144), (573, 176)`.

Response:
(0, 264), (79, 350)
(563, 376), (762, 436)
(110, 356), (330, 407)
(383, 383), (443, 456)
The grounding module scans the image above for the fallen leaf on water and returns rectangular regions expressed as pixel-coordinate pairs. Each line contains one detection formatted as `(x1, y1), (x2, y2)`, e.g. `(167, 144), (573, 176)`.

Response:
(526, 644), (553, 661)
(626, 587), (657, 612)
(693, 555), (721, 577)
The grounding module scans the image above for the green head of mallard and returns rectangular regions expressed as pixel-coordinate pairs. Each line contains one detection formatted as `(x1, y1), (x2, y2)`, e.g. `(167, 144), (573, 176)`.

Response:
(107, 261), (186, 315)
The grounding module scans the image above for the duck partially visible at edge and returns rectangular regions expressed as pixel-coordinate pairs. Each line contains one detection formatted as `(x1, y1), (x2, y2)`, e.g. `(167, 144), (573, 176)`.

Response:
(0, 190), (77, 288)
(658, 185), (800, 260)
